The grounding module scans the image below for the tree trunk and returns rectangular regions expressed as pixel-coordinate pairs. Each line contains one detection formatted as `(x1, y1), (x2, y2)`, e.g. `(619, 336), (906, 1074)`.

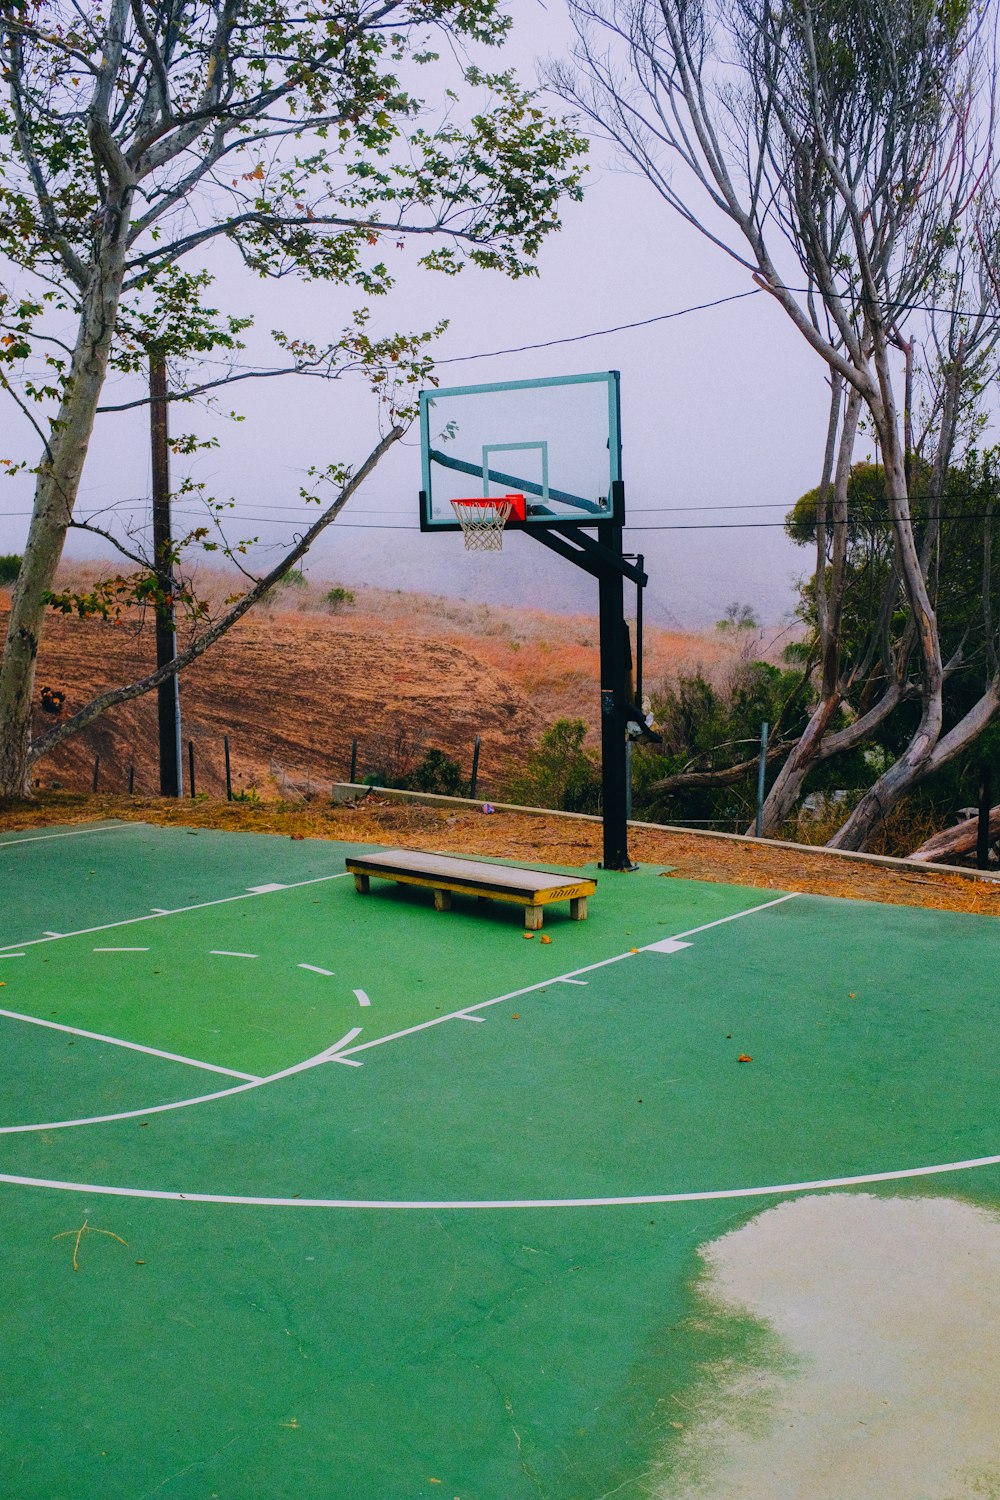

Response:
(909, 807), (1000, 864)
(827, 721), (935, 849)
(756, 386), (860, 835)
(830, 677), (1000, 850)
(0, 212), (130, 799)
(23, 425), (404, 767)
(826, 391), (946, 850)
(756, 691), (842, 835)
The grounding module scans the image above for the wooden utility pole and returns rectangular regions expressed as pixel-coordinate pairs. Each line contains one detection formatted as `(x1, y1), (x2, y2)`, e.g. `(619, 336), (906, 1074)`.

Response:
(150, 353), (182, 797)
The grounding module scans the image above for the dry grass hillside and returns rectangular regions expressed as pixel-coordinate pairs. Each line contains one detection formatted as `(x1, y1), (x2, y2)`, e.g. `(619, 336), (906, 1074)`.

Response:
(1, 566), (755, 800)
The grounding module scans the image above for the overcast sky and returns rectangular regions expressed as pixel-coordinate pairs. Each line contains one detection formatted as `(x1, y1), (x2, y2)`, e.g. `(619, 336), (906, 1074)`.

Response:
(0, 0), (878, 629)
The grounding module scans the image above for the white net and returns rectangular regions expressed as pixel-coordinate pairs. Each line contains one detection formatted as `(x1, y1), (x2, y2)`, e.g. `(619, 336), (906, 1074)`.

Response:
(450, 497), (514, 552)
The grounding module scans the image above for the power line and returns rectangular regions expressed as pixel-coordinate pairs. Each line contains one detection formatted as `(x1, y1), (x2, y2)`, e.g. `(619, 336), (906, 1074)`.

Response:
(434, 290), (763, 363)
(4, 508), (996, 534)
(434, 283), (1000, 365)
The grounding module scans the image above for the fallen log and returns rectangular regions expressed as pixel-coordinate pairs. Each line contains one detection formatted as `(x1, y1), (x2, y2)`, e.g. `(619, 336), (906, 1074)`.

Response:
(649, 740), (786, 794)
(908, 806), (1000, 864)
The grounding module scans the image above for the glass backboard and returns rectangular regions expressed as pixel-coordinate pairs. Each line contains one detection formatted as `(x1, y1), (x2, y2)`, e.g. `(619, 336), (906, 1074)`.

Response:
(419, 371), (622, 531)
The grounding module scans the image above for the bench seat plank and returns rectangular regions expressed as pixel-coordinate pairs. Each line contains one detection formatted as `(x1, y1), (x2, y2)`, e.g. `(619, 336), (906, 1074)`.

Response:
(345, 850), (596, 926)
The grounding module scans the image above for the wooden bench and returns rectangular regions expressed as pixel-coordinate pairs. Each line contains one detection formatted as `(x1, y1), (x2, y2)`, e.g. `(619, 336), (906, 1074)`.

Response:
(345, 850), (597, 930)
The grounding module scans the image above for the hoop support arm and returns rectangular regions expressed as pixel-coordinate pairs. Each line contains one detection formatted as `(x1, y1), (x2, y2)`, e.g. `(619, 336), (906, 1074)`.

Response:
(530, 519), (646, 586)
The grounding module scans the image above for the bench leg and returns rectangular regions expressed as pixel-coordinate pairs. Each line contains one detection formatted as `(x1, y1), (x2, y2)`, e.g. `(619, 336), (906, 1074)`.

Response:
(433, 888), (452, 912)
(569, 896), (587, 921)
(524, 905), (543, 931)
(353, 873), (370, 894)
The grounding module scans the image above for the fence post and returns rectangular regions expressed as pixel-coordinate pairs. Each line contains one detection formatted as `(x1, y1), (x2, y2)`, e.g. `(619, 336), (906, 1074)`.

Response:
(188, 740), (196, 798)
(224, 735), (232, 801)
(755, 722), (769, 837)
(977, 763), (993, 870)
(92, 755), (100, 793)
(349, 737), (358, 783)
(469, 735), (481, 799)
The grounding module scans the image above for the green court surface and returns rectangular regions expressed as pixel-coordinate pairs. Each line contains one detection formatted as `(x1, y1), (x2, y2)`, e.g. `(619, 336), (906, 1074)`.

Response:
(2, 821), (1000, 1499)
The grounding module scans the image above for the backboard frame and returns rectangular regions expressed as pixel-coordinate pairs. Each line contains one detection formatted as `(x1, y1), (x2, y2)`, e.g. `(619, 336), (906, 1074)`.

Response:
(418, 371), (623, 534)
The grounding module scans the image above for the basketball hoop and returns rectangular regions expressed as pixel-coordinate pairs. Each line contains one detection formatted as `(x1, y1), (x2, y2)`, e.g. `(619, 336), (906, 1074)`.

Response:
(450, 493), (525, 551)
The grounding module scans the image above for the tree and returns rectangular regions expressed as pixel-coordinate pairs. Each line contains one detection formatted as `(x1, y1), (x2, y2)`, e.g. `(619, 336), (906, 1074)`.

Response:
(555, 0), (1000, 848)
(507, 718), (602, 813)
(633, 659), (811, 828)
(775, 448), (1000, 833)
(716, 602), (759, 633)
(0, 0), (586, 798)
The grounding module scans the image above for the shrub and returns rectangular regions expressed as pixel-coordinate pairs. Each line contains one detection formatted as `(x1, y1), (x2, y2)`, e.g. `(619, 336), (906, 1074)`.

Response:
(508, 718), (601, 814)
(402, 748), (465, 796)
(324, 585), (356, 612)
(0, 554), (22, 585)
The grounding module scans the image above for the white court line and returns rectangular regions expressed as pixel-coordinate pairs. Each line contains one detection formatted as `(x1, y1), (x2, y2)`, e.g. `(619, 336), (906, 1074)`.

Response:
(0, 871), (352, 954)
(340, 951), (640, 1058)
(353, 989), (372, 1008)
(211, 951), (258, 959)
(337, 895), (801, 1062)
(0, 1007), (261, 1080)
(94, 947), (149, 953)
(299, 964), (334, 976)
(2, 1152), (1000, 1210)
(0, 822), (142, 850)
(317, 1028), (363, 1058)
(668, 892), (800, 939)
(0, 1028), (364, 1135)
(0, 889), (796, 1134)
(0, 954), (26, 959)
(318, 1027), (363, 1065)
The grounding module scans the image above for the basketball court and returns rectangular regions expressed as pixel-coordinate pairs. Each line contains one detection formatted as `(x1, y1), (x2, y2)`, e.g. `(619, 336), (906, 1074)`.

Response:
(3, 818), (1000, 1498)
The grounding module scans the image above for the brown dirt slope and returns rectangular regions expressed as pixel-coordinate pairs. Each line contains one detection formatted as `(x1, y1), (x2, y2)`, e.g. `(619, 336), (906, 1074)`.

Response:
(3, 578), (746, 800)
(1, 603), (547, 799)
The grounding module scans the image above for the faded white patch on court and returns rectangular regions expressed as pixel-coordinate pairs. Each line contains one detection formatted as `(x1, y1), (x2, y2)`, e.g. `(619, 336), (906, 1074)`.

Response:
(664, 1193), (1000, 1499)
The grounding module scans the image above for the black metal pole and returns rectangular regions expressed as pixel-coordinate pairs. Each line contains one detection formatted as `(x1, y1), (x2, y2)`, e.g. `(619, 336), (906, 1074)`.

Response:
(92, 755), (100, 793)
(598, 526), (633, 869)
(188, 740), (196, 798)
(470, 734), (481, 799)
(635, 553), (644, 703)
(350, 736), (358, 783)
(128, 763), (135, 795)
(151, 353), (182, 797)
(224, 735), (232, 801)
(977, 764), (992, 870)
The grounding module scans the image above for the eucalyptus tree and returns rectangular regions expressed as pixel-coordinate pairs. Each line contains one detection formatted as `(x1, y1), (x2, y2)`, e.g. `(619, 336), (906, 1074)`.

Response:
(0, 0), (586, 798)
(555, 0), (1000, 848)
(760, 243), (1000, 841)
